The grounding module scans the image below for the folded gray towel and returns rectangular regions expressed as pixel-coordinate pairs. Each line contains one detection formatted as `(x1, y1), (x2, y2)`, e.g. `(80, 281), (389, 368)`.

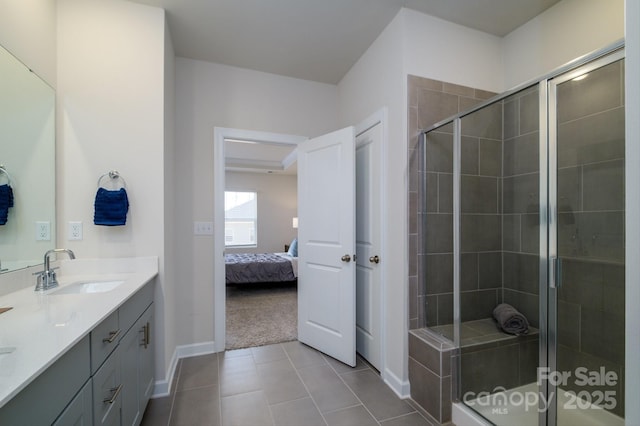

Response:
(493, 303), (529, 335)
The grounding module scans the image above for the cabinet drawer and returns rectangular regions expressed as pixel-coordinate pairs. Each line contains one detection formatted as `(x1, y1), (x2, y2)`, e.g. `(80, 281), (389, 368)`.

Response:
(93, 346), (122, 426)
(91, 310), (120, 373)
(53, 379), (92, 426)
(120, 281), (153, 334)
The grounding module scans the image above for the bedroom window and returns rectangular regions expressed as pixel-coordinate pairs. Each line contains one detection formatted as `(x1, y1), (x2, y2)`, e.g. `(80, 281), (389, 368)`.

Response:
(224, 191), (257, 247)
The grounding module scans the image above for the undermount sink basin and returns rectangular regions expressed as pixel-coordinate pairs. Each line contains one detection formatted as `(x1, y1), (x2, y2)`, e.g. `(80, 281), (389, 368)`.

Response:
(50, 280), (125, 295)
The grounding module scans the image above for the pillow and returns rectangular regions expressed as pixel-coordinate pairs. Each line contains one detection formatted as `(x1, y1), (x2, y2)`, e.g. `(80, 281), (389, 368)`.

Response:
(287, 238), (298, 257)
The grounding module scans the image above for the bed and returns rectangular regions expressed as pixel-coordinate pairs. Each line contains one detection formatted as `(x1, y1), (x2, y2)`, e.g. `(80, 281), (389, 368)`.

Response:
(225, 252), (298, 284)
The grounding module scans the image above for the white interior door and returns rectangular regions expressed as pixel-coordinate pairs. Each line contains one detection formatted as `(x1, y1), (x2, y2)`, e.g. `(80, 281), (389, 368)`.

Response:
(355, 122), (382, 371)
(297, 126), (356, 367)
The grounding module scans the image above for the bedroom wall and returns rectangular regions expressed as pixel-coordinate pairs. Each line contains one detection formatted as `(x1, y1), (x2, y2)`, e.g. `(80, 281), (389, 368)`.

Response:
(225, 171), (298, 254)
(174, 57), (339, 348)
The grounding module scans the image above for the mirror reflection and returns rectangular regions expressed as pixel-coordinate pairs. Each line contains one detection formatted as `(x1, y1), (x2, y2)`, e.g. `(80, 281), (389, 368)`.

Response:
(0, 44), (55, 273)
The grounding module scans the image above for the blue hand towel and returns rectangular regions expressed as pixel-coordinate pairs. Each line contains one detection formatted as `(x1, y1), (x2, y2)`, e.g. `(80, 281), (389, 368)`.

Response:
(94, 187), (129, 226)
(0, 184), (14, 225)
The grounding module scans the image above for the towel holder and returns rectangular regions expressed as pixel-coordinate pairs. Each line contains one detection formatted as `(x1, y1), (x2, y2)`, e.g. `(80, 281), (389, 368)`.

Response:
(0, 165), (13, 185)
(97, 170), (127, 189)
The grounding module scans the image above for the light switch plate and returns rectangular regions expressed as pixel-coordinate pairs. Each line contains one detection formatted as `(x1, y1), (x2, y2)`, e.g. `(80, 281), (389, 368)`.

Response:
(194, 221), (214, 235)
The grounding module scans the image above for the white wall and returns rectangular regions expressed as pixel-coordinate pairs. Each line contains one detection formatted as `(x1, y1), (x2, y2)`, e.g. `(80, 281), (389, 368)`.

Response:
(338, 11), (407, 394)
(503, 0), (624, 89)
(174, 58), (338, 348)
(0, 0), (56, 86)
(162, 18), (177, 391)
(403, 10), (504, 93)
(225, 171), (298, 254)
(625, 0), (640, 423)
(338, 7), (506, 396)
(56, 0), (171, 382)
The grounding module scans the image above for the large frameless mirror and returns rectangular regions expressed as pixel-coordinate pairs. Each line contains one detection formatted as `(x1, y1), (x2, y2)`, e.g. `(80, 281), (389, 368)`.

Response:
(0, 45), (56, 273)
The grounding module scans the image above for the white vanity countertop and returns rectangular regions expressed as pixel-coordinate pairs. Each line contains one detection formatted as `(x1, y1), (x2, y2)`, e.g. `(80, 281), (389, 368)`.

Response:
(0, 256), (158, 408)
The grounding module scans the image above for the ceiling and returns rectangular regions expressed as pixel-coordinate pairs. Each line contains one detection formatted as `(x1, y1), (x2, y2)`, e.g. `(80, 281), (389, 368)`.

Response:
(129, 0), (561, 174)
(131, 0), (561, 85)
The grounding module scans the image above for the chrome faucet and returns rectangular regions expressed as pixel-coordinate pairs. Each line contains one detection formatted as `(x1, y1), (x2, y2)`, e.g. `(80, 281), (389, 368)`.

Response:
(34, 249), (76, 291)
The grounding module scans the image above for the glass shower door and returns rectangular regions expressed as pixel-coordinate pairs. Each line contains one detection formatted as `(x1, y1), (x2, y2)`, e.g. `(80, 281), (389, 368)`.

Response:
(548, 51), (625, 426)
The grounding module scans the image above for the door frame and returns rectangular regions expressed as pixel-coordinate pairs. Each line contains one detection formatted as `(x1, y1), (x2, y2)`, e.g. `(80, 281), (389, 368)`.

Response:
(213, 127), (307, 352)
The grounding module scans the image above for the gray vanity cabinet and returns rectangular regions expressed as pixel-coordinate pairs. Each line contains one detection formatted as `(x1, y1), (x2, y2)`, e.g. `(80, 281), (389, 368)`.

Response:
(120, 304), (154, 426)
(0, 280), (155, 426)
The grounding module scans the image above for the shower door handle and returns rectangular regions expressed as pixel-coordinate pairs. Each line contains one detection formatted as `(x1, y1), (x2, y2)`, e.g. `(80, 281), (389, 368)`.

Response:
(550, 256), (563, 289)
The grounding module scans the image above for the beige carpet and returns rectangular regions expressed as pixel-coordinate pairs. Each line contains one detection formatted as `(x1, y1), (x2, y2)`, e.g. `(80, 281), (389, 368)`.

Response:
(225, 282), (297, 350)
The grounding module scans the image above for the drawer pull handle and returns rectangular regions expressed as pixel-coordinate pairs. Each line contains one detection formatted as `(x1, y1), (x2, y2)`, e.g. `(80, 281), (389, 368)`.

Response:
(141, 322), (151, 348)
(102, 329), (121, 343)
(103, 384), (123, 404)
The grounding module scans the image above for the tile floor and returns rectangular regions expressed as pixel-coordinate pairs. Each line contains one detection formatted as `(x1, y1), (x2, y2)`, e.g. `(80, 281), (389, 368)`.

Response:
(141, 340), (436, 426)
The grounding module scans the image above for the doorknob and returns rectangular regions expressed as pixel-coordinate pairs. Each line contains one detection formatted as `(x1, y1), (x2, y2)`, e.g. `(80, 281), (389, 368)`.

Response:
(369, 255), (380, 264)
(341, 254), (351, 262)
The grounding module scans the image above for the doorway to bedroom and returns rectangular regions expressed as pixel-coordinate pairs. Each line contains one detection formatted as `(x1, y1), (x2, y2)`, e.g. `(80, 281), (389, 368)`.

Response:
(215, 128), (306, 350)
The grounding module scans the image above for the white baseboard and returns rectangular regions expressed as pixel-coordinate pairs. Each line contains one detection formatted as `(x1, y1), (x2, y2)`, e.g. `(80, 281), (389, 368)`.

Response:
(383, 368), (411, 399)
(152, 341), (217, 398)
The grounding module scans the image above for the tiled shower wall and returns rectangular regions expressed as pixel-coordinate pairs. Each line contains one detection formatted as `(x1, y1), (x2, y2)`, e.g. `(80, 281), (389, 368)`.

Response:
(554, 59), (625, 417)
(407, 75), (495, 330)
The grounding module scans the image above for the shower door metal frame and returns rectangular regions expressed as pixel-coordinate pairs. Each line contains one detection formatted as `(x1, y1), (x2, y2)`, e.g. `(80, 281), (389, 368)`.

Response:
(420, 39), (625, 426)
(544, 47), (625, 426)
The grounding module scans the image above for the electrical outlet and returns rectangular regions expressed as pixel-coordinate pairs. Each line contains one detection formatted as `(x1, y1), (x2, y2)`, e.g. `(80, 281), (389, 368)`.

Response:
(36, 221), (51, 241)
(68, 221), (83, 240)
(194, 221), (214, 235)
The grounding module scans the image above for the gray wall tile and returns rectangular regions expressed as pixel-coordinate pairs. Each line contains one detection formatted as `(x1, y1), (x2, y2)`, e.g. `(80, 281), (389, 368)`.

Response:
(583, 159), (624, 211)
(504, 132), (539, 176)
(558, 166), (582, 213)
(557, 61), (623, 123)
(519, 90), (539, 135)
(461, 137), (479, 175)
(461, 214), (501, 252)
(439, 173), (453, 213)
(478, 252), (502, 289)
(503, 252), (539, 294)
(461, 176), (498, 214)
(426, 254), (453, 295)
(503, 173), (539, 214)
(461, 101), (503, 140)
(479, 139), (502, 176)
(557, 107), (625, 168)
(425, 132), (453, 173)
(502, 214), (521, 252)
(418, 89), (459, 129)
(460, 253), (478, 292)
(425, 214), (453, 253)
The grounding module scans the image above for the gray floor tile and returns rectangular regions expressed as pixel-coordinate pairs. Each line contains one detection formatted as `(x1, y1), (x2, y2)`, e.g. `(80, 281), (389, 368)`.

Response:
(220, 368), (262, 397)
(222, 348), (253, 358)
(323, 405), (378, 426)
(141, 397), (171, 426)
(341, 370), (415, 421)
(221, 390), (273, 426)
(218, 353), (256, 375)
(257, 359), (309, 404)
(380, 412), (434, 426)
(251, 344), (288, 364)
(298, 364), (360, 413)
(270, 397), (326, 426)
(283, 341), (328, 369)
(171, 386), (220, 426)
(178, 353), (218, 391)
(325, 354), (372, 375)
